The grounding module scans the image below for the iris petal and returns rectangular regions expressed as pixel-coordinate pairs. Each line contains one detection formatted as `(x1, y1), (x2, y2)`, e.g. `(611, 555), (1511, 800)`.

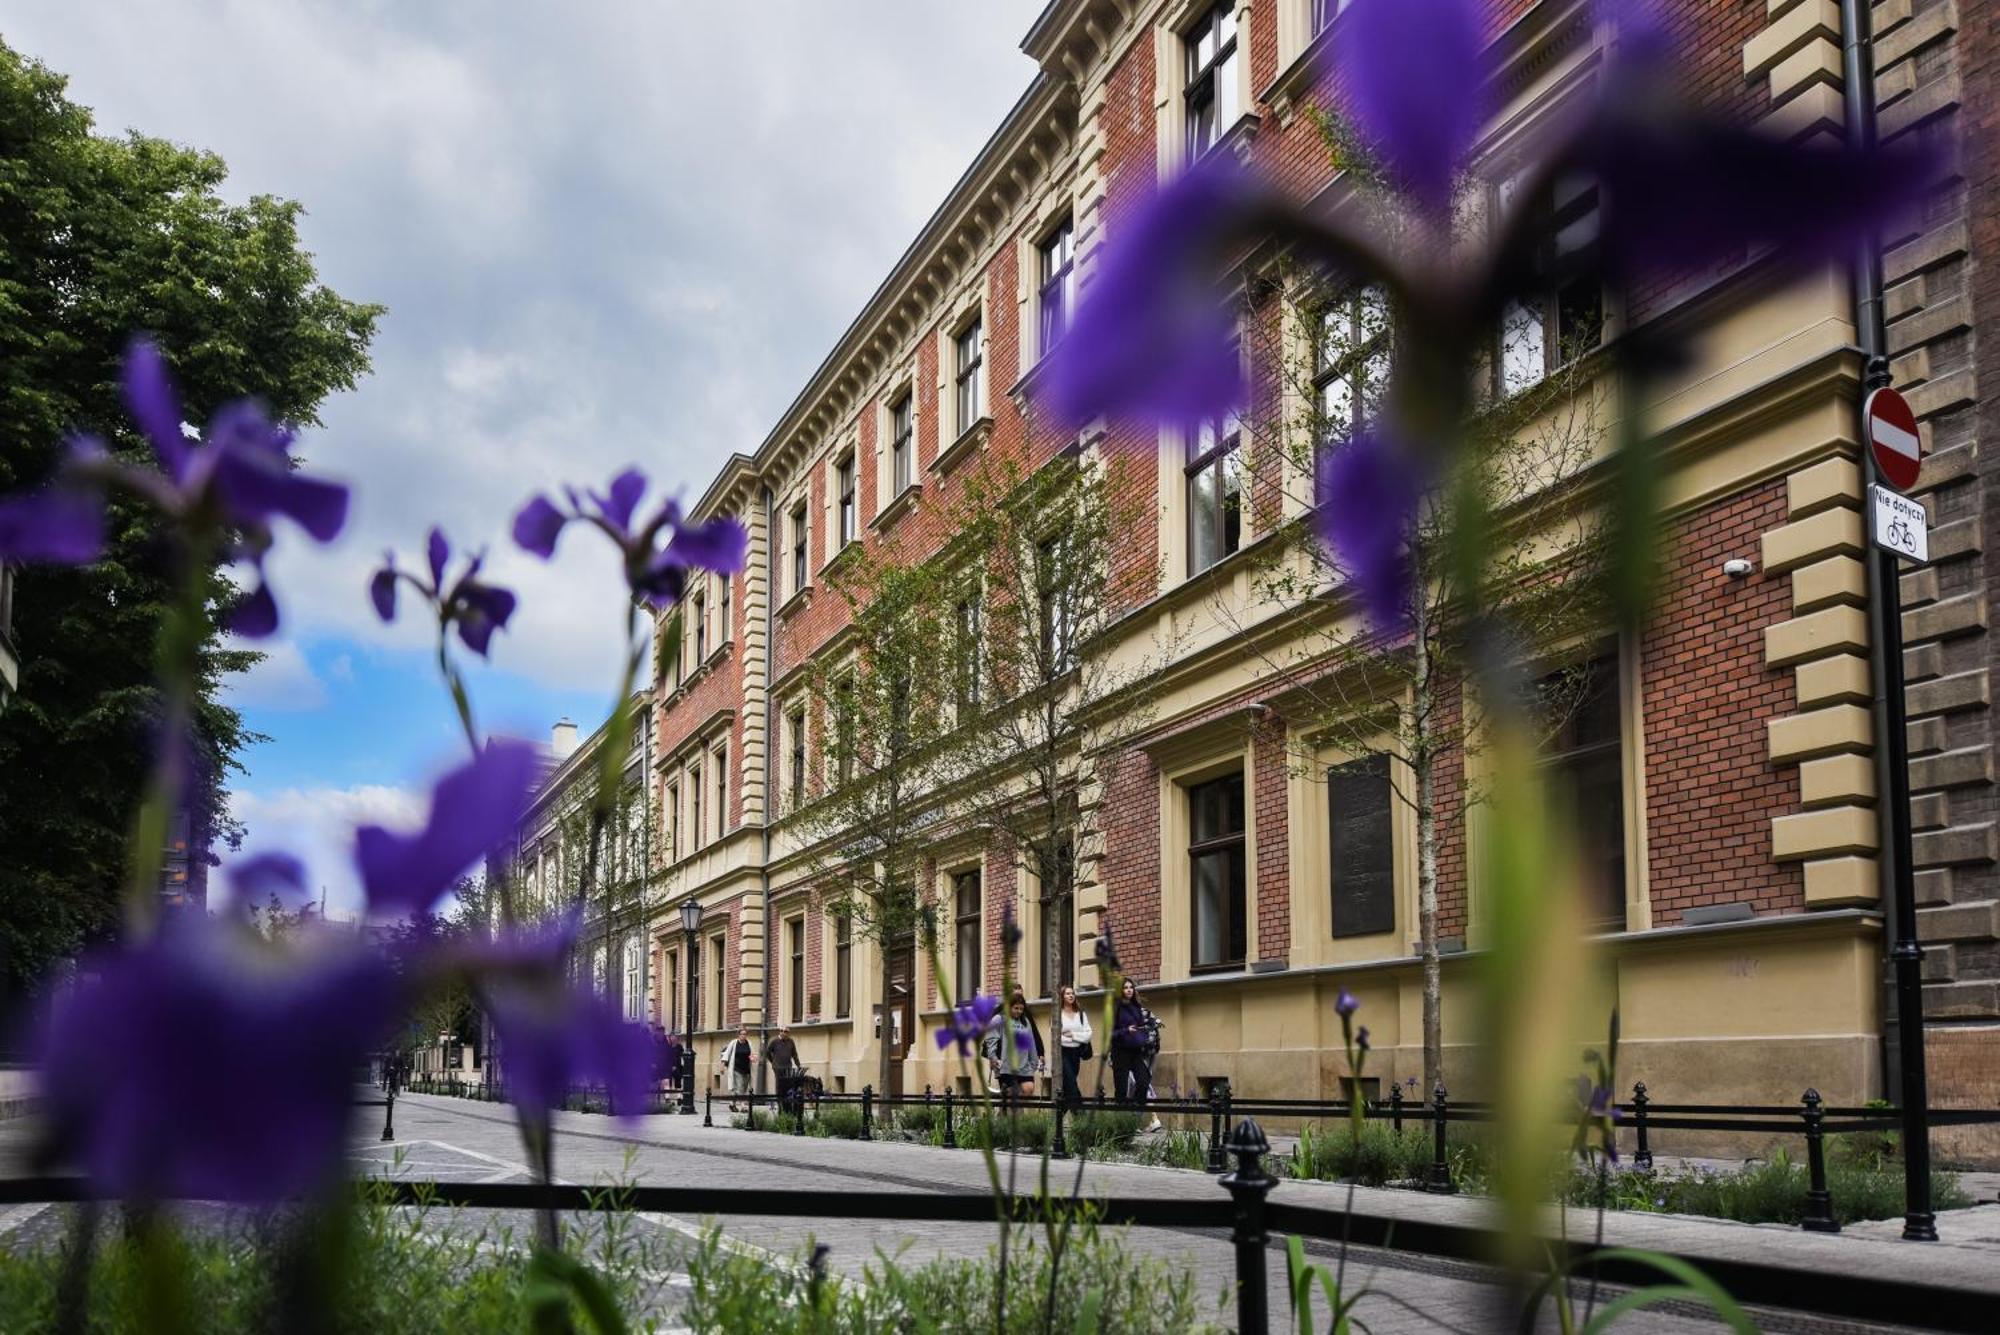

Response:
(1340, 0), (1486, 215)
(512, 494), (567, 559)
(121, 338), (191, 480)
(355, 741), (541, 918)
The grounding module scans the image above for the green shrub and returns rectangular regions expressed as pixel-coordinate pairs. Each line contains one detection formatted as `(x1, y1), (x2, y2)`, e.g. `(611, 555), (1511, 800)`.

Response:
(1289, 1122), (1436, 1186)
(1559, 1148), (1970, 1226)
(1126, 1128), (1210, 1171)
(682, 1221), (1224, 1333)
(893, 1102), (937, 1139)
(814, 1103), (866, 1140)
(1064, 1110), (1144, 1156)
(955, 1110), (1054, 1152)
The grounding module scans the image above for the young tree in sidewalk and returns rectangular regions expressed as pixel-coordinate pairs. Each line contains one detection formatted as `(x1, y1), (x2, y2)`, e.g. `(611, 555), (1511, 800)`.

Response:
(943, 451), (1166, 999)
(785, 548), (961, 1097)
(1230, 112), (1614, 1096)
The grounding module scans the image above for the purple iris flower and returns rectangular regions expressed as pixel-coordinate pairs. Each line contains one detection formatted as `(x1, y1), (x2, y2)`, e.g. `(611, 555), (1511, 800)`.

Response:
(489, 987), (657, 1120)
(1334, 988), (1360, 1019)
(1338, 0), (1486, 215)
(35, 923), (400, 1201)
(355, 740), (541, 918)
(935, 994), (1002, 1056)
(511, 467), (748, 609)
(0, 339), (349, 637)
(370, 527), (520, 658)
(1315, 430), (1424, 628)
(1045, 156), (1252, 431)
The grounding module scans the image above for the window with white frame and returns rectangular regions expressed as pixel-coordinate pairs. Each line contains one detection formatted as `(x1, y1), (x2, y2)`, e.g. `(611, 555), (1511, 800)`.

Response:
(953, 318), (984, 434)
(691, 589), (707, 662)
(1038, 837), (1075, 998)
(1494, 171), (1603, 396)
(889, 392), (914, 496)
(1185, 3), (1240, 161)
(1036, 538), (1075, 677)
(952, 869), (981, 1002)
(833, 913), (852, 1018)
(790, 500), (809, 595)
(718, 572), (731, 644)
(689, 760), (703, 852)
(1037, 216), (1075, 356)
(1538, 653), (1626, 930)
(712, 744), (728, 840)
(787, 916), (806, 1023)
(665, 781), (680, 862)
(836, 452), (857, 547)
(787, 704), (807, 811)
(622, 934), (643, 1021)
(955, 592), (982, 710)
(1186, 411), (1243, 575)
(1311, 0), (1353, 34)
(1314, 285), (1391, 448)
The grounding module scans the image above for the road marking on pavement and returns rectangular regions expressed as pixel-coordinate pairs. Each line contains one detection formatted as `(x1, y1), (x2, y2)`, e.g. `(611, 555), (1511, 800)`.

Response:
(0, 1202), (52, 1238)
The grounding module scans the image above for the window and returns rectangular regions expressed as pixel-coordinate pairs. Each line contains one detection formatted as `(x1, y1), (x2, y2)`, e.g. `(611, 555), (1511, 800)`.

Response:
(954, 318), (984, 433)
(665, 782), (680, 862)
(955, 593), (983, 709)
(713, 746), (728, 839)
(1039, 839), (1075, 998)
(1328, 754), (1395, 937)
(1188, 772), (1247, 970)
(1038, 217), (1075, 355)
(1036, 539), (1075, 677)
(1314, 285), (1391, 449)
(834, 914), (852, 1018)
(953, 870), (981, 1002)
(718, 573), (731, 643)
(623, 934), (643, 1021)
(710, 932), (727, 1030)
(1540, 654), (1626, 929)
(665, 947), (680, 1030)
(691, 590), (707, 661)
(664, 613), (684, 691)
(1312, 0), (1352, 33)
(889, 393), (914, 496)
(689, 761), (703, 852)
(1185, 3), (1241, 160)
(837, 453), (857, 547)
(787, 706), (807, 811)
(790, 501), (809, 595)
(832, 676), (857, 785)
(788, 917), (806, 1023)
(1494, 172), (1603, 395)
(1186, 412), (1243, 574)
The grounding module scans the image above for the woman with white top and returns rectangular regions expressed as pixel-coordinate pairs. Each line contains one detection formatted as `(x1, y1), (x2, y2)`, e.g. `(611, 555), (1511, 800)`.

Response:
(1056, 984), (1091, 1109)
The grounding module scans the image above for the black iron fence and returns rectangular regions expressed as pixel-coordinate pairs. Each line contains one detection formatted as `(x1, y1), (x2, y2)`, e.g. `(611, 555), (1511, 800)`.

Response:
(2, 1117), (1993, 1334)
(393, 1074), (2000, 1236)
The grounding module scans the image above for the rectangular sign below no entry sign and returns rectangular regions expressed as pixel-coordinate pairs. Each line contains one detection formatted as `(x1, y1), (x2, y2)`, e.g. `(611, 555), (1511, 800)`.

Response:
(1871, 484), (1929, 563)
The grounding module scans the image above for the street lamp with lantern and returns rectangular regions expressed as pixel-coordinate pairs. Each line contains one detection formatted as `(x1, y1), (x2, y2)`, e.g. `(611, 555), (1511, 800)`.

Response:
(679, 897), (703, 1114)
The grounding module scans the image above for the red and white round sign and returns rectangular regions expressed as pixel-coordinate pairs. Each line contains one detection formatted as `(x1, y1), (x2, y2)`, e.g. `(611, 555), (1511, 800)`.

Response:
(1865, 386), (1922, 493)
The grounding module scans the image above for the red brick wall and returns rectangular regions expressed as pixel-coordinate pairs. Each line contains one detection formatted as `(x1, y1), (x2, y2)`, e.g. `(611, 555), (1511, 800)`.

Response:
(1252, 713), (1293, 962)
(1641, 479), (1804, 922)
(1100, 746), (1165, 981)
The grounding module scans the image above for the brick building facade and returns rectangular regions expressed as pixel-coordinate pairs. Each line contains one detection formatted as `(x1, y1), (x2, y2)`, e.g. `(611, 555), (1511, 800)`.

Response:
(623, 0), (1993, 1141)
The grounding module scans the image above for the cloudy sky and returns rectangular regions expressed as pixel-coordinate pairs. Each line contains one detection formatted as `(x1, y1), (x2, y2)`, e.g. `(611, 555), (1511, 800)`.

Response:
(6, 1), (1043, 913)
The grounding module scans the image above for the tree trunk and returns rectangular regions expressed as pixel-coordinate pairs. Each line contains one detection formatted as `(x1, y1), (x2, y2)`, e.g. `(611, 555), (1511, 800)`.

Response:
(1412, 596), (1444, 1096)
(878, 950), (895, 1099)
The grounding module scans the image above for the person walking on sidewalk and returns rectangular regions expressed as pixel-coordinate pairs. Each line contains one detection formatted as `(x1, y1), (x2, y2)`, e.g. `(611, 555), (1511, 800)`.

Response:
(717, 1025), (756, 1111)
(1056, 984), (1091, 1109)
(765, 1026), (804, 1117)
(1111, 978), (1154, 1115)
(985, 991), (1045, 1109)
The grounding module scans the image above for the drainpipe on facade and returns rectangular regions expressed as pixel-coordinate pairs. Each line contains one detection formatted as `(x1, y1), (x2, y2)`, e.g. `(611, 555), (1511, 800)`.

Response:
(759, 483), (778, 1099)
(1839, 0), (1935, 1241)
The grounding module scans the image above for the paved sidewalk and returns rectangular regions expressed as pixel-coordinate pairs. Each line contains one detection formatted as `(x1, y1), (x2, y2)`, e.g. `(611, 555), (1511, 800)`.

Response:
(378, 1094), (1986, 1331)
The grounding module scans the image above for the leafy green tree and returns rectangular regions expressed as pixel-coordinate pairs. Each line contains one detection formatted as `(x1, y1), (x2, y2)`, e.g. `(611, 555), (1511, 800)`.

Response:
(0, 39), (381, 1004)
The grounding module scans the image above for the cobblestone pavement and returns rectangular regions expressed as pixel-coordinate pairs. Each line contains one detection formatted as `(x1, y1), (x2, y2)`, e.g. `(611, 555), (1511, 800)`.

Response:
(3, 1094), (1990, 1333)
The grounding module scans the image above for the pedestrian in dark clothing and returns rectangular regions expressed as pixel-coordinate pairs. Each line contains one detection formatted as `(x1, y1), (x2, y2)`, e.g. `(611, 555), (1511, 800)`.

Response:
(765, 1027), (804, 1115)
(1110, 978), (1153, 1111)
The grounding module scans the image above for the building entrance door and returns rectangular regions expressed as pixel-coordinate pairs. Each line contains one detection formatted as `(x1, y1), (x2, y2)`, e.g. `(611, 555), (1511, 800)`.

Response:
(883, 939), (916, 1098)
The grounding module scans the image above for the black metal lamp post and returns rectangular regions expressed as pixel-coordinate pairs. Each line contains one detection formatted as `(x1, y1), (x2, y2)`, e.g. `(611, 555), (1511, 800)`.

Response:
(680, 898), (703, 1116)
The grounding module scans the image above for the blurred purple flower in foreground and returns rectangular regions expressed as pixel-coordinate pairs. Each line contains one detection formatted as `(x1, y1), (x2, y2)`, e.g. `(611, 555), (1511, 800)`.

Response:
(0, 339), (347, 636)
(371, 526), (520, 658)
(355, 740), (541, 918)
(226, 850), (309, 909)
(1048, 0), (1935, 626)
(936, 994), (1002, 1056)
(37, 924), (399, 1201)
(512, 466), (748, 608)
(489, 987), (656, 1119)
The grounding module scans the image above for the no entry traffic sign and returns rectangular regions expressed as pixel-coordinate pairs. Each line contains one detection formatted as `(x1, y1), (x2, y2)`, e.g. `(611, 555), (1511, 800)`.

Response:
(1865, 385), (1922, 492)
